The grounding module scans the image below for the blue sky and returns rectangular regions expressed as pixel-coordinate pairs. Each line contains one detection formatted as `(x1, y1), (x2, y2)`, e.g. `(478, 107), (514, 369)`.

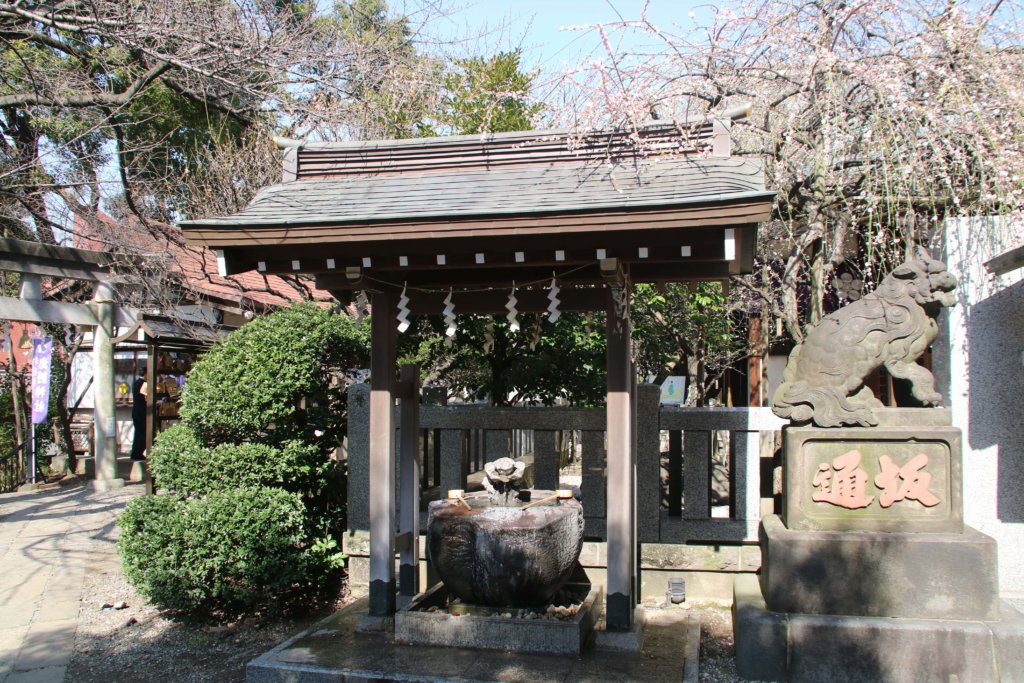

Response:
(435, 1), (705, 75)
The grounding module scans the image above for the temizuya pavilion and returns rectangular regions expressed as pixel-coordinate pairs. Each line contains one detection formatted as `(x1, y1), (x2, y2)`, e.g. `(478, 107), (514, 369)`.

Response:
(179, 108), (774, 631)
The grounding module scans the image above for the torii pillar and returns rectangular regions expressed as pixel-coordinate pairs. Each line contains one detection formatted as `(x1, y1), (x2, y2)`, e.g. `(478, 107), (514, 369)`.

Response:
(90, 281), (122, 490)
(0, 239), (129, 491)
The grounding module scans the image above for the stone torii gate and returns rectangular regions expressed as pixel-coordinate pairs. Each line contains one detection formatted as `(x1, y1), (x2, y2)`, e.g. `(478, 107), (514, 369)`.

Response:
(180, 113), (774, 631)
(0, 238), (137, 490)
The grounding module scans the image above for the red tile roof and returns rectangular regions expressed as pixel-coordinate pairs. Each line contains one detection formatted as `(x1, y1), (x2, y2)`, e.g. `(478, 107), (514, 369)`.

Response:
(72, 212), (333, 311)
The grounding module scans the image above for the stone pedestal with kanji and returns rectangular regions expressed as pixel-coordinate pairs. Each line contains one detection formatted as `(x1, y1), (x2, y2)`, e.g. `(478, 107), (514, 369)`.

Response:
(733, 408), (1024, 681)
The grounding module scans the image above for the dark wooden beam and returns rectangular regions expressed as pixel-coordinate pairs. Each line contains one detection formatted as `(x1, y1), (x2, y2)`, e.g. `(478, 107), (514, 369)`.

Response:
(986, 244), (1024, 276)
(397, 364), (420, 604)
(368, 290), (398, 617)
(330, 287), (609, 315)
(600, 258), (625, 287)
(317, 261), (731, 292)
(604, 270), (636, 631)
(211, 225), (744, 278)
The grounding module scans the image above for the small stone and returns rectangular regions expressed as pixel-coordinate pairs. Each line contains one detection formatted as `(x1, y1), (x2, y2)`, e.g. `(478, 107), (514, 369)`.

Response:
(125, 617), (138, 627)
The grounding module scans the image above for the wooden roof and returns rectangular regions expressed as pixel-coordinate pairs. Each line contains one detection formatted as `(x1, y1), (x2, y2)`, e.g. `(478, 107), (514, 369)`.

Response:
(179, 115), (775, 310)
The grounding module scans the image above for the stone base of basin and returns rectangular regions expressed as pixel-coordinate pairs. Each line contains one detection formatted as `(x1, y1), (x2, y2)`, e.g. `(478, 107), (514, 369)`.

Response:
(394, 583), (603, 655)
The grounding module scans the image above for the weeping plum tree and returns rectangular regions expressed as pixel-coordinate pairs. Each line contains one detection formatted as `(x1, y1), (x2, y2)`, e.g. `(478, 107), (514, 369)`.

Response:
(553, 0), (1024, 343)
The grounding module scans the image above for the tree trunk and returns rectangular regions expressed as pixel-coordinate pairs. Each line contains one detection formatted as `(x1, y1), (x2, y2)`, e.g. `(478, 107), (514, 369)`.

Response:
(808, 236), (825, 325)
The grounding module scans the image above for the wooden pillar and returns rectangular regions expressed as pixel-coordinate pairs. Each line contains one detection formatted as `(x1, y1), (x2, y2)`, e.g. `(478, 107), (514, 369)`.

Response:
(603, 260), (636, 631)
(747, 315), (765, 407)
(145, 343), (158, 495)
(145, 344), (157, 455)
(91, 281), (123, 491)
(368, 291), (397, 616)
(397, 364), (420, 605)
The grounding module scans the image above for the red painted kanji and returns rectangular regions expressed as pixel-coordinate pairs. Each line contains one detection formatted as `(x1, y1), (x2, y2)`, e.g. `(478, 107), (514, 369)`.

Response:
(875, 453), (941, 508)
(811, 449), (875, 509)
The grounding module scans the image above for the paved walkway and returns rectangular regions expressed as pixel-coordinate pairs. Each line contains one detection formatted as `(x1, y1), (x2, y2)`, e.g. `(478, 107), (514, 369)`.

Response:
(0, 480), (142, 683)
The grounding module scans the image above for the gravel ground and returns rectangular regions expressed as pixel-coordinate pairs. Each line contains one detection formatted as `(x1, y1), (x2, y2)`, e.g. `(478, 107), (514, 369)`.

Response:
(65, 564), (350, 683)
(38, 481), (351, 683)
(695, 604), (755, 683)
(65, 570), (746, 683)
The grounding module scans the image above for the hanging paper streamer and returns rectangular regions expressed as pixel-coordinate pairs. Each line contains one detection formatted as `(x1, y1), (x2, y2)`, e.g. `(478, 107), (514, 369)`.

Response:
(584, 312), (594, 341)
(547, 275), (561, 322)
(506, 282), (520, 332)
(354, 290), (369, 327)
(443, 288), (457, 343)
(396, 283), (411, 332)
(483, 319), (495, 354)
(529, 318), (541, 351)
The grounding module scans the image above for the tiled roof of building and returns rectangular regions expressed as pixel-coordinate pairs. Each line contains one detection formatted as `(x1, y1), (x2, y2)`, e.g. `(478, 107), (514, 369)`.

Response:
(73, 212), (332, 311)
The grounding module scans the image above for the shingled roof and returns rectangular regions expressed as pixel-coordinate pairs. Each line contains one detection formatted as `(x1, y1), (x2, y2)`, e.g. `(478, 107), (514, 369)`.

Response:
(179, 114), (775, 309)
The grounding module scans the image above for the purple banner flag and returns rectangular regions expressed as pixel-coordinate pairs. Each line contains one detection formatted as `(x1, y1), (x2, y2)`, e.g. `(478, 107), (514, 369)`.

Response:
(30, 336), (53, 424)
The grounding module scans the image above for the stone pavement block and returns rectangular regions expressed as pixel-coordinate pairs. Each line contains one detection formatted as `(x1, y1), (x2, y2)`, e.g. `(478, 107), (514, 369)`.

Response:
(33, 598), (80, 624)
(0, 626), (29, 651)
(0, 575), (49, 605)
(13, 619), (76, 671)
(37, 586), (81, 606)
(460, 650), (573, 682)
(568, 649), (682, 682)
(0, 605), (35, 630)
(4, 666), (67, 683)
(0, 627), (29, 677)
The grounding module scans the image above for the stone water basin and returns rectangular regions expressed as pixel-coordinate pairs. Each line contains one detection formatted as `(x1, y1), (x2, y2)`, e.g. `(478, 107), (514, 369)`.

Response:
(426, 491), (584, 607)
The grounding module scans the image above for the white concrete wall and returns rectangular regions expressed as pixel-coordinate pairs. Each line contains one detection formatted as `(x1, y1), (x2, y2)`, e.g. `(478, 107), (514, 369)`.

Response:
(934, 216), (1024, 598)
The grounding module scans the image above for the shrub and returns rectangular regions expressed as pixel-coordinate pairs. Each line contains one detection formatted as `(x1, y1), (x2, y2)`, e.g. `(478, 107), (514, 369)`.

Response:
(119, 304), (364, 616)
(179, 302), (369, 447)
(149, 425), (323, 497)
(119, 487), (310, 614)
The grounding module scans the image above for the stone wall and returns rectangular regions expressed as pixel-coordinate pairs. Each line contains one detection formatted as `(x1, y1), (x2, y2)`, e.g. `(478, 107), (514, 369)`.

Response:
(934, 216), (1024, 597)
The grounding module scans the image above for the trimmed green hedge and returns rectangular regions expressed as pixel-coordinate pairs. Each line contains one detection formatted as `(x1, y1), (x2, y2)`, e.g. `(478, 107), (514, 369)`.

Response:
(148, 425), (322, 497)
(118, 488), (309, 613)
(179, 302), (369, 446)
(118, 303), (367, 616)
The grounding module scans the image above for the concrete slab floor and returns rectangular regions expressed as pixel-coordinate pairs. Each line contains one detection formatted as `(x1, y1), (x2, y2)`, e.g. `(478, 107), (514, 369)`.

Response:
(248, 597), (700, 683)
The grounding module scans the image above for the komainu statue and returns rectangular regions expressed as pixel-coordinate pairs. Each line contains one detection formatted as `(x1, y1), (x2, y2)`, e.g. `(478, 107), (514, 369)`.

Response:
(772, 249), (958, 427)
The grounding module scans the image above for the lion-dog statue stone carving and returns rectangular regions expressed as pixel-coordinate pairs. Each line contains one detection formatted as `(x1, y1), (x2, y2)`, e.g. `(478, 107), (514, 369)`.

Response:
(772, 250), (958, 427)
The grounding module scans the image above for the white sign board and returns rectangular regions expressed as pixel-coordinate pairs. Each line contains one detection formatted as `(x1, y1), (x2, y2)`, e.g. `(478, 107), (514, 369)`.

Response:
(660, 376), (686, 404)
